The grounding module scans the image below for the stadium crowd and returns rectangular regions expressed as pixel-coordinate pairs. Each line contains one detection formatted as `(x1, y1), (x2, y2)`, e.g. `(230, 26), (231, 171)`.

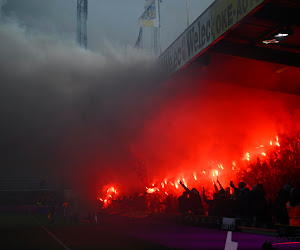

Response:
(98, 133), (300, 225)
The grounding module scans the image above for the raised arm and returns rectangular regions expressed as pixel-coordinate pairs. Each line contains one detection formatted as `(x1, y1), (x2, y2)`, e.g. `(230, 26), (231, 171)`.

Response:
(230, 181), (239, 193)
(213, 181), (219, 193)
(242, 177), (251, 188)
(179, 180), (190, 193)
(217, 180), (224, 190)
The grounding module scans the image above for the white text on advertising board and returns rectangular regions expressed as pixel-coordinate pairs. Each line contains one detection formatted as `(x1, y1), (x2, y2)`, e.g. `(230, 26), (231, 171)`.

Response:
(159, 9), (212, 75)
(212, 0), (264, 40)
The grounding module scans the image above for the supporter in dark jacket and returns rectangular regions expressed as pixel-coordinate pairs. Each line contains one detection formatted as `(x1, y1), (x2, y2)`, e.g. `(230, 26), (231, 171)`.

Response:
(249, 184), (268, 221)
(190, 188), (204, 215)
(178, 191), (189, 215)
(165, 194), (176, 213)
(274, 184), (291, 224)
(230, 181), (250, 218)
(179, 181), (204, 215)
(215, 188), (232, 217)
(203, 188), (218, 216)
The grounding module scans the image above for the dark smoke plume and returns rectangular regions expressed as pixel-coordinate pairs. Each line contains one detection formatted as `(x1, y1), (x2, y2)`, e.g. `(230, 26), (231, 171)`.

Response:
(0, 11), (164, 200)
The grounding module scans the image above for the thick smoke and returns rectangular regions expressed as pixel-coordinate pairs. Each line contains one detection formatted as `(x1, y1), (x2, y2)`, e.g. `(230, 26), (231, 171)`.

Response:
(0, 0), (6, 18)
(0, 11), (164, 200)
(1, 2), (300, 203)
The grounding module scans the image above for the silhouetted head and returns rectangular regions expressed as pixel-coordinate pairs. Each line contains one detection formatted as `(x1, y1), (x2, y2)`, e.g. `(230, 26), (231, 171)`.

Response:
(191, 188), (199, 194)
(218, 189), (227, 197)
(238, 182), (246, 189)
(283, 184), (292, 192)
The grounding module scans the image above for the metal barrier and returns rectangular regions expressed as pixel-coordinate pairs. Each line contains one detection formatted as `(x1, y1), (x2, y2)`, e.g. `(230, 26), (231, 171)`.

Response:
(287, 204), (300, 226)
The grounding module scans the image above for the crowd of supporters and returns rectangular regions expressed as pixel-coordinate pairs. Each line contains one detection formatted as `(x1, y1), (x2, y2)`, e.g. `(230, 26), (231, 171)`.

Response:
(98, 133), (300, 225)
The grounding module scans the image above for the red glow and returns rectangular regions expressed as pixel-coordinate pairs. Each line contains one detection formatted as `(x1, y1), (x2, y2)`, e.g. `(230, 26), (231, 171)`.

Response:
(83, 57), (300, 205)
(97, 130), (300, 201)
(245, 152), (250, 161)
(58, 45), (300, 209)
(107, 187), (117, 194)
(146, 187), (159, 193)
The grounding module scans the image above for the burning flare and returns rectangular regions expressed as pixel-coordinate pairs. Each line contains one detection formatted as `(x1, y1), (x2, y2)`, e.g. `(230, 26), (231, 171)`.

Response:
(146, 187), (159, 193)
(193, 173), (197, 180)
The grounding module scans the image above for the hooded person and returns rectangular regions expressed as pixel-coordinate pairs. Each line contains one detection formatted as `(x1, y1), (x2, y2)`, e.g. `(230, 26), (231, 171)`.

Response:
(274, 184), (291, 224)
(179, 180), (204, 215)
(178, 191), (189, 215)
(230, 181), (250, 218)
(249, 183), (268, 221)
(189, 188), (204, 215)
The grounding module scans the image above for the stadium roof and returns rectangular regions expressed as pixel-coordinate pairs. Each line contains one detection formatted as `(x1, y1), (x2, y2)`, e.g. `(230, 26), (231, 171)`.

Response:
(206, 0), (300, 67)
(160, 0), (300, 94)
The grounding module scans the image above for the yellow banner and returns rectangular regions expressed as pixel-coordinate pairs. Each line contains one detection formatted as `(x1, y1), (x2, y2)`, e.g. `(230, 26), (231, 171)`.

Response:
(212, 0), (264, 41)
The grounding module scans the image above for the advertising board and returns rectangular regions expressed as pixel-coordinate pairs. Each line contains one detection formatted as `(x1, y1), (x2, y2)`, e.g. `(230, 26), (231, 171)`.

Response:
(211, 0), (264, 41)
(158, 0), (265, 75)
(159, 9), (212, 74)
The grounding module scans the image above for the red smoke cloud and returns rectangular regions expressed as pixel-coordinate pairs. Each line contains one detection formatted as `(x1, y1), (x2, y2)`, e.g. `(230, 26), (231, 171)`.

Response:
(60, 54), (300, 202)
(129, 55), (300, 196)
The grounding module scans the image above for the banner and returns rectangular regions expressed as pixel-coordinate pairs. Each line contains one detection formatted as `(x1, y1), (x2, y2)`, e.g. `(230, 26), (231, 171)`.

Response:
(158, 0), (266, 75)
(138, 0), (159, 27)
(211, 0), (264, 41)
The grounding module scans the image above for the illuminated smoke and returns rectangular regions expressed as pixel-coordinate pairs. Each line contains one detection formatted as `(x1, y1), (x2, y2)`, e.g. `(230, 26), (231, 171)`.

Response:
(1, 3), (300, 203)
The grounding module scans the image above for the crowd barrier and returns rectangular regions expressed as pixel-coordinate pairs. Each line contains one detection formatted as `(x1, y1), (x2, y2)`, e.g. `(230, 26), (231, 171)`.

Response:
(287, 204), (300, 226)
